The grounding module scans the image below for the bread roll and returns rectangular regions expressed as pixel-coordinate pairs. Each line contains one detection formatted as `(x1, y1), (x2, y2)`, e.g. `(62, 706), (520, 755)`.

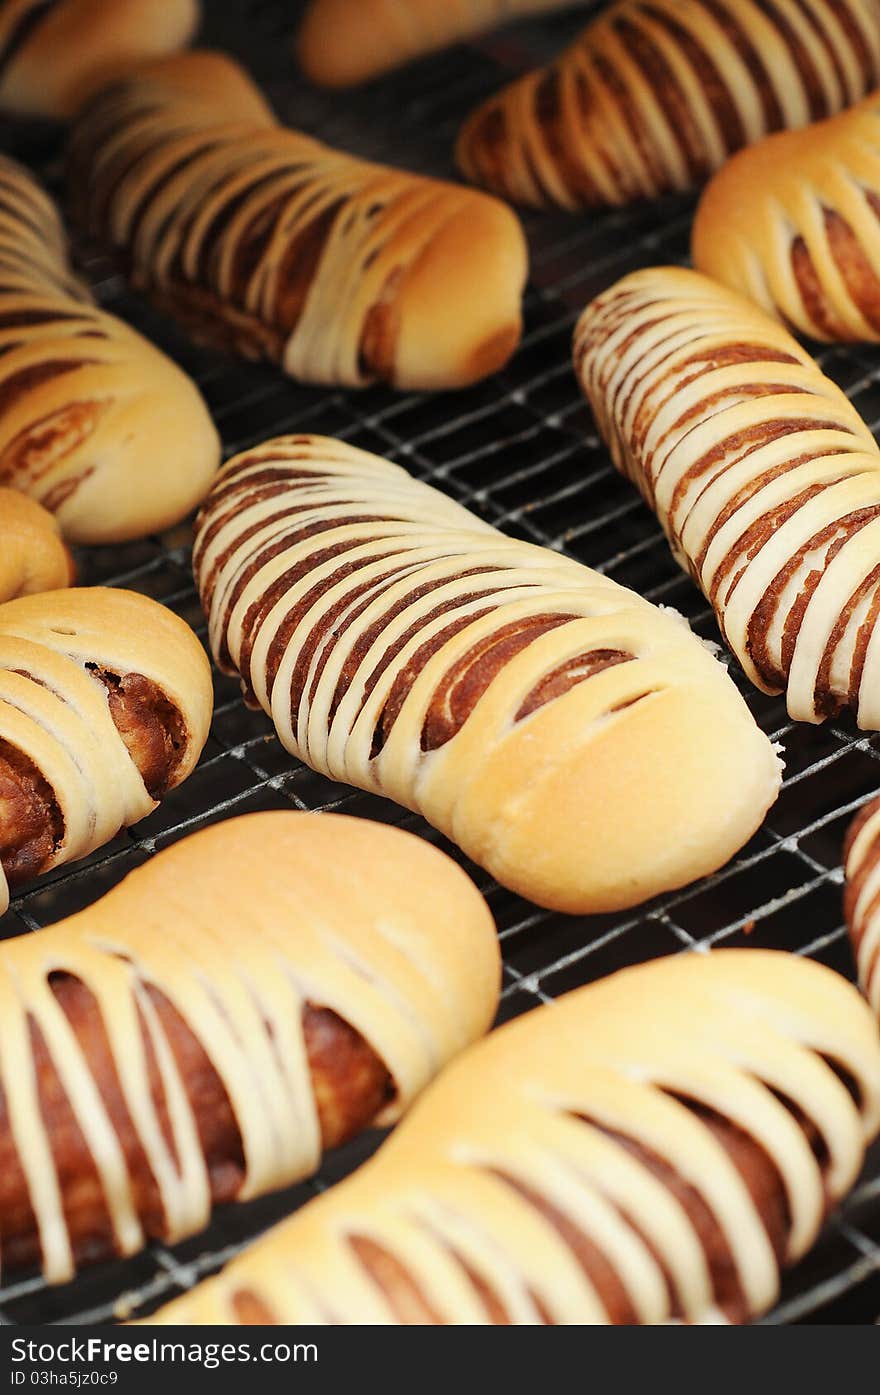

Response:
(194, 432), (781, 915)
(145, 949), (880, 1325)
(457, 0), (880, 209)
(0, 811), (499, 1282)
(693, 92), (880, 341)
(575, 265), (880, 726)
(0, 155), (219, 544)
(845, 795), (880, 1012)
(0, 587), (211, 914)
(298, 0), (581, 88)
(0, 0), (199, 119)
(67, 51), (528, 392)
(0, 488), (74, 602)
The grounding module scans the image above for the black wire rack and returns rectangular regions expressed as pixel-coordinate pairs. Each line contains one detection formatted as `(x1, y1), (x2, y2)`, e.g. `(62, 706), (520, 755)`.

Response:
(2, 0), (880, 1326)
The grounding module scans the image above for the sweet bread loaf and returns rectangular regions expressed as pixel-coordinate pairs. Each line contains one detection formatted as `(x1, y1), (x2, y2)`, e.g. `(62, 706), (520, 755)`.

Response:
(693, 92), (880, 341)
(0, 155), (219, 544)
(194, 432), (781, 914)
(457, 0), (880, 209)
(0, 810), (499, 1282)
(67, 51), (528, 391)
(575, 265), (880, 727)
(845, 795), (880, 1011)
(145, 949), (880, 1325)
(0, 0), (199, 119)
(0, 586), (211, 914)
(0, 488), (74, 602)
(298, 0), (579, 88)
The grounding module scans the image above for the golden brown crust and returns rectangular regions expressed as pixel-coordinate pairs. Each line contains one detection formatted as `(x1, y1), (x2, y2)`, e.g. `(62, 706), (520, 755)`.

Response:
(0, 488), (74, 603)
(574, 264), (880, 726)
(144, 950), (880, 1326)
(0, 156), (219, 544)
(457, 0), (880, 210)
(0, 811), (499, 1282)
(0, 0), (199, 119)
(194, 432), (781, 914)
(297, 0), (579, 88)
(693, 91), (880, 341)
(0, 586), (212, 912)
(67, 51), (528, 392)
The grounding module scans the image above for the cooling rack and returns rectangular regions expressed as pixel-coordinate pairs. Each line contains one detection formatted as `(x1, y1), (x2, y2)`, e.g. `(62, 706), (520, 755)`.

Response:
(2, 0), (880, 1326)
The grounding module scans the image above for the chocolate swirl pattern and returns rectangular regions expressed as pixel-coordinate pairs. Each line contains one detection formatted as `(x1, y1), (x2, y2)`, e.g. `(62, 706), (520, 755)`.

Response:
(297, 0), (581, 87)
(0, 587), (212, 915)
(457, 0), (880, 210)
(194, 433), (781, 915)
(145, 950), (880, 1325)
(0, 812), (499, 1283)
(575, 266), (880, 727)
(67, 51), (528, 391)
(845, 795), (880, 1012)
(0, 155), (219, 544)
(693, 91), (880, 341)
(0, 0), (199, 119)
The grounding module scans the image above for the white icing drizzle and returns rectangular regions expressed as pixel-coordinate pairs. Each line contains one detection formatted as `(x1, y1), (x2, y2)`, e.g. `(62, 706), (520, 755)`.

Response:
(192, 433), (781, 916)
(145, 950), (880, 1326)
(0, 811), (499, 1284)
(575, 265), (880, 725)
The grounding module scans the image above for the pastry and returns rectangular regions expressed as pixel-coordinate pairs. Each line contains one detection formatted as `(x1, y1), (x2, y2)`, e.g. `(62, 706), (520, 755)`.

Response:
(693, 91), (880, 341)
(0, 586), (212, 914)
(0, 488), (74, 602)
(145, 949), (880, 1325)
(0, 0), (199, 119)
(193, 432), (781, 915)
(457, 0), (880, 210)
(0, 810), (499, 1282)
(67, 51), (528, 391)
(845, 795), (880, 1011)
(575, 265), (880, 726)
(298, 0), (581, 88)
(0, 155), (219, 544)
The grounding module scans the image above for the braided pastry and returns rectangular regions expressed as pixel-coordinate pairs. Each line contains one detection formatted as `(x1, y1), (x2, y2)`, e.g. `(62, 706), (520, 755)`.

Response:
(0, 810), (499, 1282)
(0, 488), (73, 603)
(575, 265), (880, 727)
(298, 0), (581, 88)
(0, 155), (219, 544)
(0, 586), (211, 915)
(457, 0), (880, 210)
(67, 51), (528, 392)
(194, 433), (781, 915)
(844, 795), (880, 1012)
(145, 949), (880, 1325)
(693, 91), (880, 341)
(0, 0), (199, 119)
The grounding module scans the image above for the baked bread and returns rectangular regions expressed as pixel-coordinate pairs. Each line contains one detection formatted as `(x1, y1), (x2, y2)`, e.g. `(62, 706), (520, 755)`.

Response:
(297, 0), (580, 88)
(0, 155), (219, 544)
(575, 265), (880, 727)
(457, 0), (880, 210)
(0, 810), (499, 1282)
(0, 0), (199, 120)
(0, 488), (74, 602)
(194, 432), (781, 915)
(845, 795), (880, 1012)
(145, 949), (880, 1325)
(0, 586), (211, 915)
(693, 92), (880, 341)
(66, 51), (528, 392)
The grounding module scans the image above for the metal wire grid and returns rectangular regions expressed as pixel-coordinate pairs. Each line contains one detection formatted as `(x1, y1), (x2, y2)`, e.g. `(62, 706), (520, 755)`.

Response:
(0, 0), (879, 1324)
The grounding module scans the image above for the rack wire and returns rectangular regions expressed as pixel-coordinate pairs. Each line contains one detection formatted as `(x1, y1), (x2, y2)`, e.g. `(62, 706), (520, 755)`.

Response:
(1, 0), (880, 1325)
